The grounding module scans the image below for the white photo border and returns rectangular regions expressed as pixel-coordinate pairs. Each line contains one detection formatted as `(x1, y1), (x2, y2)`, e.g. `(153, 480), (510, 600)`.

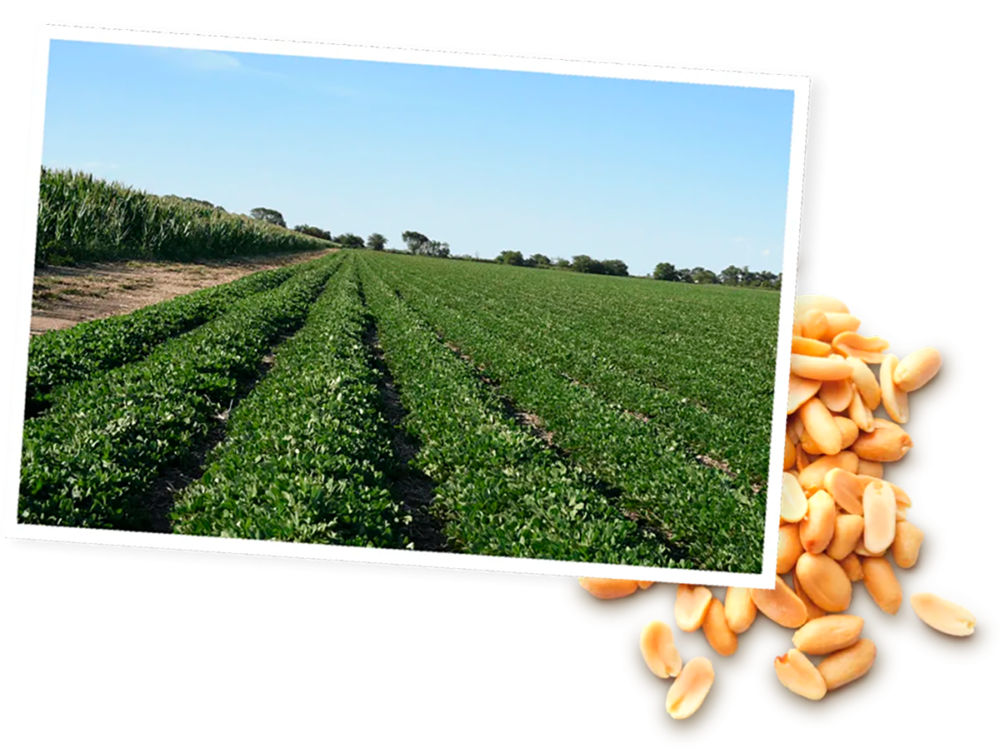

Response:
(2, 23), (808, 589)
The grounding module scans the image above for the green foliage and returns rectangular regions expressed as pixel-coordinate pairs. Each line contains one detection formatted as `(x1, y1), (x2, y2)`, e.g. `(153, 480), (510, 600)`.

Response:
(35, 168), (333, 266)
(497, 250), (524, 266)
(333, 233), (365, 248)
(600, 259), (629, 277)
(527, 253), (551, 268)
(366, 233), (387, 251)
(250, 207), (287, 227)
(653, 262), (679, 281)
(293, 225), (333, 241)
(401, 231), (430, 253)
(571, 255), (603, 274)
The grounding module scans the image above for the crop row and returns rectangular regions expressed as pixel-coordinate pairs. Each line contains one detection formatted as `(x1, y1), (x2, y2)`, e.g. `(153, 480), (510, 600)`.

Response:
(359, 252), (765, 572)
(26, 265), (297, 416)
(171, 260), (412, 548)
(18, 254), (341, 531)
(359, 260), (679, 567)
(35, 167), (334, 266)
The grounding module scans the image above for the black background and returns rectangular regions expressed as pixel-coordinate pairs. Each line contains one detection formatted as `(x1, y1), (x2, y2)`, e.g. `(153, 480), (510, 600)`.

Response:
(11, 26), (980, 745)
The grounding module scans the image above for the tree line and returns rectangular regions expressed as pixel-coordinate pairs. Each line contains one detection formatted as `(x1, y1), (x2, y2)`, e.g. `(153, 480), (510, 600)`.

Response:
(653, 262), (781, 289)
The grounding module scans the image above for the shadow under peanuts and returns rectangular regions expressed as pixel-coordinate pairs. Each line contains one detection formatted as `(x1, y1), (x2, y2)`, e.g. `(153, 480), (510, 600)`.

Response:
(560, 305), (1000, 748)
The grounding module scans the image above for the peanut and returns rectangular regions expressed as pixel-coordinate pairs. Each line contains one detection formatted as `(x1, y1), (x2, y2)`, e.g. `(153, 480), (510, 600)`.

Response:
(799, 398), (842, 455)
(781, 472), (809, 523)
(637, 581), (655, 590)
(796, 552), (853, 613)
(751, 575), (809, 629)
(833, 416), (859, 450)
(792, 336), (833, 357)
(817, 639), (876, 690)
(790, 354), (854, 382)
(799, 490), (837, 554)
(823, 468), (864, 515)
(831, 331), (889, 356)
(862, 480), (897, 555)
(675, 584), (714, 632)
(794, 295), (849, 319)
(579, 578), (639, 599)
(783, 433), (796, 470)
(777, 522), (805, 574)
(821, 313), (862, 341)
(827, 514), (866, 561)
(792, 615), (865, 655)
(910, 593), (976, 637)
(788, 373), (822, 414)
(775, 649), (827, 700)
(861, 557), (903, 614)
(819, 379), (853, 414)
(856, 459), (883, 478)
(640, 620), (683, 678)
(724, 587), (757, 634)
(891, 521), (924, 569)
(702, 598), (738, 656)
(879, 355), (909, 424)
(846, 356), (881, 410)
(851, 420), (912, 462)
(799, 309), (829, 340)
(893, 348), (942, 393)
(793, 568), (828, 622)
(839, 552), (864, 582)
(665, 657), (714, 720)
(799, 453), (860, 496)
(848, 388), (875, 433)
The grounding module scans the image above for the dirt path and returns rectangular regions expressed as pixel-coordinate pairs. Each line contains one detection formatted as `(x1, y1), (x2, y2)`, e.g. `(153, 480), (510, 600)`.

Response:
(30, 248), (336, 335)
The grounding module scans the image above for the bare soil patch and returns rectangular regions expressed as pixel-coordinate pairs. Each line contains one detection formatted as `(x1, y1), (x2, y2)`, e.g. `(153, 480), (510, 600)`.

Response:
(29, 248), (335, 335)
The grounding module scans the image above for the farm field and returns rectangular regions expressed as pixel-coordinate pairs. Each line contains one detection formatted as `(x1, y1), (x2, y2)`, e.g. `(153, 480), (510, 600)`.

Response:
(18, 249), (781, 573)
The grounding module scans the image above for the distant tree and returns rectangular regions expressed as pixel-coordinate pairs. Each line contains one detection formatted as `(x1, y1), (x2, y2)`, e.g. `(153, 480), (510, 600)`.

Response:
(402, 231), (430, 253)
(676, 268), (693, 283)
(423, 240), (451, 258)
(571, 255), (604, 274)
(653, 262), (680, 281)
(600, 259), (629, 277)
(333, 233), (365, 248)
(367, 233), (387, 251)
(529, 253), (552, 268)
(250, 207), (287, 228)
(719, 264), (743, 286)
(497, 250), (525, 266)
(691, 267), (719, 285)
(553, 257), (571, 269)
(293, 225), (333, 241)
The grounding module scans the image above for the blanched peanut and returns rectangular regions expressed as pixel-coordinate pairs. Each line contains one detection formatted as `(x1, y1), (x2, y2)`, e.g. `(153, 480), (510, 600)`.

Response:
(799, 491), (837, 554)
(891, 521), (924, 569)
(790, 354), (854, 382)
(879, 355), (909, 424)
(846, 356), (881, 410)
(862, 480), (897, 554)
(800, 398), (842, 456)
(781, 472), (808, 523)
(839, 552), (864, 582)
(792, 615), (865, 655)
(856, 459), (883, 478)
(799, 309), (829, 340)
(702, 598), (738, 656)
(794, 295), (849, 319)
(789, 413), (806, 440)
(675, 585), (714, 632)
(665, 657), (714, 719)
(637, 581), (655, 590)
(799, 453), (860, 496)
(910, 593), (976, 637)
(640, 620), (683, 678)
(793, 569), (827, 622)
(831, 331), (887, 364)
(823, 468), (864, 515)
(788, 374), (822, 414)
(724, 587), (757, 634)
(792, 336), (832, 357)
(579, 578), (639, 599)
(819, 379), (853, 414)
(821, 313), (863, 342)
(847, 388), (875, 433)
(777, 522), (805, 574)
(751, 575), (809, 629)
(795, 444), (813, 472)
(796, 552), (853, 613)
(827, 514), (866, 560)
(784, 433), (796, 470)
(799, 428), (825, 456)
(851, 419), (913, 462)
(853, 537), (885, 558)
(775, 649), (827, 700)
(861, 557), (902, 614)
(893, 348), (942, 393)
(886, 481), (911, 508)
(818, 638), (876, 690)
(833, 416), (859, 450)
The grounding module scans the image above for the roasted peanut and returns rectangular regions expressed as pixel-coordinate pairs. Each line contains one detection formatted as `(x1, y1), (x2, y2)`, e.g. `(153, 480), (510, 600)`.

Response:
(847, 389), (875, 433)
(777, 522), (805, 574)
(851, 419), (912, 462)
(724, 587), (757, 634)
(781, 472), (809, 523)
(792, 336), (832, 357)
(751, 575), (809, 629)
(823, 468), (865, 515)
(799, 309), (829, 340)
(794, 295), (849, 319)
(818, 638), (876, 690)
(792, 615), (865, 655)
(799, 490), (837, 555)
(775, 649), (827, 700)
(793, 568), (828, 622)
(796, 552), (853, 612)
(827, 514), (866, 561)
(879, 355), (909, 424)
(675, 584), (714, 632)
(819, 379), (853, 414)
(665, 657), (714, 719)
(790, 354), (854, 382)
(821, 313), (862, 342)
(640, 620), (683, 678)
(861, 557), (902, 614)
(839, 552), (864, 582)
(637, 581), (655, 590)
(799, 453), (860, 496)
(846, 356), (881, 410)
(862, 480), (897, 554)
(856, 459), (883, 478)
(579, 578), (639, 599)
(702, 598), (738, 656)
(784, 433), (796, 470)
(833, 416), (859, 450)
(893, 348), (942, 393)
(788, 374), (823, 414)
(910, 593), (976, 637)
(891, 521), (924, 569)
(799, 397), (842, 455)
(831, 331), (889, 356)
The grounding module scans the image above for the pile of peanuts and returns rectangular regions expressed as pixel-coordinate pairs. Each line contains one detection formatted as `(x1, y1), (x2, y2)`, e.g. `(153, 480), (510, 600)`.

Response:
(579, 294), (976, 719)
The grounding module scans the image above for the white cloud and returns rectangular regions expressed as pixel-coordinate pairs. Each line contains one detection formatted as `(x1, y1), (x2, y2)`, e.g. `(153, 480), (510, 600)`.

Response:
(761, 249), (771, 256)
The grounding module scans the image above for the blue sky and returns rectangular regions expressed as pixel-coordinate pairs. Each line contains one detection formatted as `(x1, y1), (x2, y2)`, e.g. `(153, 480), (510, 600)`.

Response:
(41, 40), (796, 276)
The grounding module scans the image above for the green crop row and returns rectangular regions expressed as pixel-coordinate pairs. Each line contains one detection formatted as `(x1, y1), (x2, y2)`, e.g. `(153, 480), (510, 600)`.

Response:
(25, 265), (296, 416)
(18, 254), (340, 531)
(358, 252), (765, 572)
(35, 167), (334, 266)
(359, 259), (680, 567)
(171, 259), (412, 548)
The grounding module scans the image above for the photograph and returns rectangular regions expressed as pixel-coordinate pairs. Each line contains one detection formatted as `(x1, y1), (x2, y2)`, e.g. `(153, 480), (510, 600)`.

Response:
(12, 31), (805, 579)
